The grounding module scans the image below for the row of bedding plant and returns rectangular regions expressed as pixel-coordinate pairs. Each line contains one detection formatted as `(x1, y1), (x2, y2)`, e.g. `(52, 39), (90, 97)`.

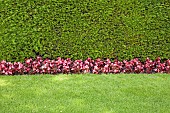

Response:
(0, 56), (170, 75)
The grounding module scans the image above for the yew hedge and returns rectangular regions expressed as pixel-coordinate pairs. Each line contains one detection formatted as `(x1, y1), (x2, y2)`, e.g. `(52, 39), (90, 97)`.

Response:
(0, 0), (170, 62)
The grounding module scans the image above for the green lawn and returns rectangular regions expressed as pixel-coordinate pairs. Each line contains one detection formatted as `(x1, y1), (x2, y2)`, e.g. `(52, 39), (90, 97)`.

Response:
(1, 74), (170, 113)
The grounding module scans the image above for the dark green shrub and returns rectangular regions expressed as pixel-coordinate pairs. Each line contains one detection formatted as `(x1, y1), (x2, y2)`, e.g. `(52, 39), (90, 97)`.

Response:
(0, 0), (170, 62)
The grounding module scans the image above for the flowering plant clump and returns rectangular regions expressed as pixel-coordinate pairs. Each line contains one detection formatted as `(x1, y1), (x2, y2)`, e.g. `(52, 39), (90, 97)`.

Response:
(0, 56), (170, 75)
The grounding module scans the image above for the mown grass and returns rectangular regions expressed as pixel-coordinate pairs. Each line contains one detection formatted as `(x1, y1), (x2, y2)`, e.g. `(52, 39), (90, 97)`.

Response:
(0, 74), (170, 113)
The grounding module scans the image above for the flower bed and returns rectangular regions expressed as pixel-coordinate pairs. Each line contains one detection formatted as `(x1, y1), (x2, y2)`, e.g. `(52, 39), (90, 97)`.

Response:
(0, 56), (170, 75)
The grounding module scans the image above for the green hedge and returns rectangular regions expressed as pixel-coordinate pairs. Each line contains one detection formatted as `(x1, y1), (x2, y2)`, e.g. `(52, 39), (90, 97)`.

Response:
(0, 0), (170, 62)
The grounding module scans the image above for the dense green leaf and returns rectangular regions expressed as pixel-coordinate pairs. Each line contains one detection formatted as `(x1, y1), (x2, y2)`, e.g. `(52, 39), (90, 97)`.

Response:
(0, 0), (170, 62)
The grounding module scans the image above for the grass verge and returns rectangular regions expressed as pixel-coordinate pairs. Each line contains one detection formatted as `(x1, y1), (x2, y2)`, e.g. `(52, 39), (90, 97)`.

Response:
(0, 74), (170, 113)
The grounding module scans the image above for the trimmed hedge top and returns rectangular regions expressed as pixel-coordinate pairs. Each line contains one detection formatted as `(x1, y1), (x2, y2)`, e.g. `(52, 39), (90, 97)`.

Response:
(0, 0), (170, 62)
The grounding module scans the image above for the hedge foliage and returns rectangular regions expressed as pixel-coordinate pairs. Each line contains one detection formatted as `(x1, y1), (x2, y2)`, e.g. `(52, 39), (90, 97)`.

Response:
(0, 0), (170, 62)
